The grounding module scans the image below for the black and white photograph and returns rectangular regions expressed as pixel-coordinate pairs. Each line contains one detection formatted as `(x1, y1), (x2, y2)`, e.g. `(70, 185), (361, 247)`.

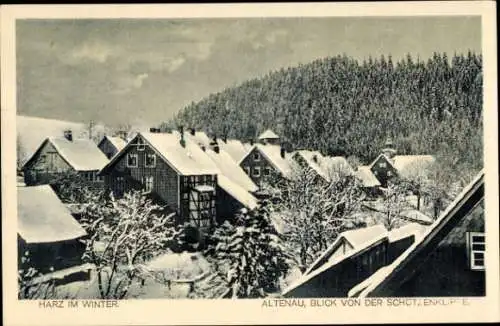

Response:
(2, 2), (498, 325)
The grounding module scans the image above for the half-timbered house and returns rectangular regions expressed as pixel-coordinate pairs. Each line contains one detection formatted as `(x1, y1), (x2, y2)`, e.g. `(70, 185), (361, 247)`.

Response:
(349, 170), (485, 297)
(99, 130), (258, 230)
(22, 131), (109, 187)
(97, 135), (127, 159)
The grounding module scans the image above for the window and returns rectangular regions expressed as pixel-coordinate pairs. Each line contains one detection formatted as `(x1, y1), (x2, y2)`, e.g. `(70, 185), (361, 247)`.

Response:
(143, 176), (154, 192)
(467, 232), (485, 270)
(127, 153), (138, 167)
(264, 167), (272, 176)
(137, 137), (145, 151)
(253, 152), (261, 161)
(145, 153), (156, 168)
(244, 166), (250, 175)
(379, 162), (387, 168)
(387, 170), (393, 177)
(253, 166), (261, 177)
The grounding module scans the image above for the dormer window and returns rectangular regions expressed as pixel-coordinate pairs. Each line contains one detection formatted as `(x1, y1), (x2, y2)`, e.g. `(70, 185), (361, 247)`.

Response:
(127, 153), (138, 168)
(145, 153), (156, 168)
(467, 232), (485, 271)
(379, 162), (387, 168)
(137, 137), (145, 151)
(253, 166), (261, 177)
(253, 152), (261, 161)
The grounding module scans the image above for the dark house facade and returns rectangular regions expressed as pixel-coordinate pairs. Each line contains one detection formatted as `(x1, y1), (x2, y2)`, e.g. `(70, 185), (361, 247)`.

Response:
(283, 223), (425, 298)
(22, 131), (109, 188)
(350, 170), (485, 297)
(239, 144), (293, 186)
(369, 138), (435, 187)
(17, 185), (91, 286)
(99, 132), (218, 230)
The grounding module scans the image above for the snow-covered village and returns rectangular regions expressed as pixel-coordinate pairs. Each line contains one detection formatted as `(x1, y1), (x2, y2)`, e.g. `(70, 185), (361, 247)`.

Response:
(14, 17), (485, 300)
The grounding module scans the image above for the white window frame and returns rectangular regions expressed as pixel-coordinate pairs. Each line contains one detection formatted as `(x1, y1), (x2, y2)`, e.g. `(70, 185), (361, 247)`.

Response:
(379, 162), (387, 168)
(137, 138), (145, 151)
(264, 166), (272, 176)
(143, 175), (154, 192)
(467, 232), (485, 271)
(387, 170), (393, 177)
(145, 153), (156, 168)
(253, 152), (261, 162)
(253, 166), (261, 177)
(127, 153), (138, 168)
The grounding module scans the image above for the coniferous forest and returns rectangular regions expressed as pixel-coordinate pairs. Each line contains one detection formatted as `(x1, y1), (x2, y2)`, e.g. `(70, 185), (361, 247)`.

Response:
(169, 52), (483, 178)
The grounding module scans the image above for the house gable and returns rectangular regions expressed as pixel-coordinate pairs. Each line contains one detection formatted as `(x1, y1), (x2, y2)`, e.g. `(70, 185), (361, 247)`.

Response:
(239, 146), (279, 184)
(369, 154), (398, 186)
(23, 139), (73, 172)
(100, 134), (181, 210)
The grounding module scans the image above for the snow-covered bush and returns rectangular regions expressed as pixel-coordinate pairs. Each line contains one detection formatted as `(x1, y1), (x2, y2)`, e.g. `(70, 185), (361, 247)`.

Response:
(209, 203), (290, 298)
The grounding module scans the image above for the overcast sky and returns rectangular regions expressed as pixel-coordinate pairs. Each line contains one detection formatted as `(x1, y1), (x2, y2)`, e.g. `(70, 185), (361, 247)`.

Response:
(17, 16), (481, 127)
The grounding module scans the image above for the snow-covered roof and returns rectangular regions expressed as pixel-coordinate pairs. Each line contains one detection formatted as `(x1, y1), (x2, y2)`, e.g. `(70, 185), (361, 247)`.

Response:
(258, 129), (280, 140)
(368, 153), (435, 177)
(342, 225), (388, 248)
(104, 136), (127, 152)
(350, 170), (484, 298)
(399, 209), (434, 225)
(283, 225), (388, 296)
(218, 139), (251, 163)
(321, 156), (355, 179)
(253, 144), (294, 177)
(356, 166), (381, 187)
(30, 263), (95, 285)
(17, 185), (87, 243)
(205, 148), (258, 193)
(392, 155), (435, 177)
(140, 132), (219, 176)
(304, 225), (387, 276)
(218, 175), (258, 210)
(293, 150), (328, 180)
(387, 222), (428, 242)
(24, 137), (109, 172)
(184, 130), (212, 147)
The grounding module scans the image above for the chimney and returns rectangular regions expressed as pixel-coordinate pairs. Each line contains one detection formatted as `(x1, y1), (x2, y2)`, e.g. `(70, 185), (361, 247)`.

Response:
(210, 135), (220, 153)
(249, 138), (254, 146)
(312, 154), (318, 163)
(223, 134), (227, 143)
(63, 129), (73, 142)
(179, 126), (185, 147)
(280, 145), (286, 159)
(200, 145), (206, 152)
(190, 128), (195, 136)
